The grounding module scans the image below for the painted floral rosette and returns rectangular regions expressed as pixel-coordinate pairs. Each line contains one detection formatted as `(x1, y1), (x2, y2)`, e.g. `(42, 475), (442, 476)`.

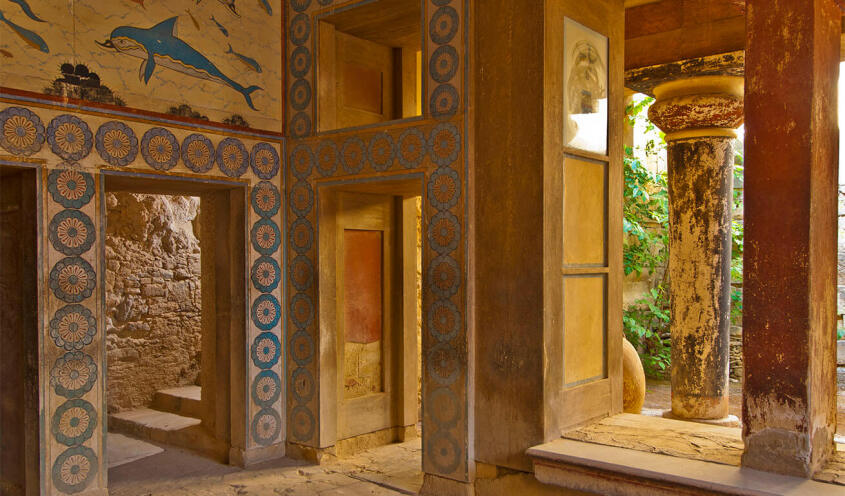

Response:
(251, 181), (281, 218)
(47, 114), (93, 163)
(141, 127), (180, 171)
(181, 133), (216, 173)
(0, 106), (45, 156)
(96, 120), (138, 166)
(217, 137), (249, 177)
(48, 168), (95, 209)
(251, 142), (280, 179)
(49, 209), (96, 256)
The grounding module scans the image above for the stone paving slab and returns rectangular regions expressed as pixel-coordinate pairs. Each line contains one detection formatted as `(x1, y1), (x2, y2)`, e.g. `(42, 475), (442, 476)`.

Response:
(109, 438), (422, 495)
(107, 433), (164, 468)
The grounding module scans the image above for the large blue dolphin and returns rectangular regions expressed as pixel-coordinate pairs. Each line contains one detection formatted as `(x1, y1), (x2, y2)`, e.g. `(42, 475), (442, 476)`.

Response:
(97, 17), (261, 110)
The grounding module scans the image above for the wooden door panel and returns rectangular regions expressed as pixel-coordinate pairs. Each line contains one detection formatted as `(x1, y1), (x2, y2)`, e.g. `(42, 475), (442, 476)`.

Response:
(337, 193), (394, 439)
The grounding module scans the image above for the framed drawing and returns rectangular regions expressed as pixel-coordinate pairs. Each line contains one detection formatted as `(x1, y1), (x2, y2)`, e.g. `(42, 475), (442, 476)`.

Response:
(563, 18), (609, 155)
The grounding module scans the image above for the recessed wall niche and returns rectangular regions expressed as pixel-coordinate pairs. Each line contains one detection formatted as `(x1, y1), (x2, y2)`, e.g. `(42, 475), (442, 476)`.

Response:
(316, 0), (423, 132)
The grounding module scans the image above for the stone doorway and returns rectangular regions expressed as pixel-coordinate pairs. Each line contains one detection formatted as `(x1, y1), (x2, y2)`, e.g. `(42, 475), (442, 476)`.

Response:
(318, 178), (422, 457)
(102, 173), (248, 477)
(0, 164), (40, 496)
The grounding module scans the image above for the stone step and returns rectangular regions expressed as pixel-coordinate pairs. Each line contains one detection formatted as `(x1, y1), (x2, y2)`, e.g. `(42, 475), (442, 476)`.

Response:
(108, 408), (227, 463)
(151, 385), (202, 419)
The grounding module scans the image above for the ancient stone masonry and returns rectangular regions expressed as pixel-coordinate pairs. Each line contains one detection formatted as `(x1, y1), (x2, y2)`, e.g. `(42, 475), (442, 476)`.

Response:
(105, 193), (202, 413)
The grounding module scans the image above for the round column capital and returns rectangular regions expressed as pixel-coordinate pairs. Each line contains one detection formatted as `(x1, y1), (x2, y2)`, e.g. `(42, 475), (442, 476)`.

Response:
(648, 76), (744, 141)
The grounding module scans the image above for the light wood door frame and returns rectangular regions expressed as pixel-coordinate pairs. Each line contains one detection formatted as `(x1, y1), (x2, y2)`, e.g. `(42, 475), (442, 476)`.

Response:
(317, 180), (421, 448)
(544, 0), (624, 434)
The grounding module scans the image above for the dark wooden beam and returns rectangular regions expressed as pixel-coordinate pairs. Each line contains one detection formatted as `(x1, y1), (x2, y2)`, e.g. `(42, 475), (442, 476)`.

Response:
(625, 51), (744, 95)
(625, 0), (745, 70)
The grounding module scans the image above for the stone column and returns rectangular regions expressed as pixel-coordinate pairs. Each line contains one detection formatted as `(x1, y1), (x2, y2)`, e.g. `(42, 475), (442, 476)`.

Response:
(648, 76), (743, 422)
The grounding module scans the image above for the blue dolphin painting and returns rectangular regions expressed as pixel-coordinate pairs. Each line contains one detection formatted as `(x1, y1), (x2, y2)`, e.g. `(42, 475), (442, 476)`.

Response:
(97, 17), (261, 110)
(226, 43), (261, 73)
(9, 0), (45, 22)
(0, 9), (48, 52)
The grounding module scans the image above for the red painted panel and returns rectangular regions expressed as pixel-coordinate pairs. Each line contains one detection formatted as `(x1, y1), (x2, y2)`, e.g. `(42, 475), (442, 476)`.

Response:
(342, 63), (383, 114)
(343, 229), (383, 344)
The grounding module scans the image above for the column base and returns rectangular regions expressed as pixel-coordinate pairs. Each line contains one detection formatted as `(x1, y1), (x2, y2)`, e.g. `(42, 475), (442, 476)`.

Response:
(229, 443), (286, 467)
(420, 473), (474, 496)
(662, 410), (740, 428)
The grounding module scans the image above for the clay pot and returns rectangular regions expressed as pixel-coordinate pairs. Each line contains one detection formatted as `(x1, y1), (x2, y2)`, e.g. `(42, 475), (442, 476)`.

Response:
(622, 337), (646, 414)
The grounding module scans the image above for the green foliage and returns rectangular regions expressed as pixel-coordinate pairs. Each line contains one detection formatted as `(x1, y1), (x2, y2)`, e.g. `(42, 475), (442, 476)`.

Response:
(623, 285), (671, 376)
(623, 148), (668, 278)
(622, 96), (672, 377)
(730, 161), (744, 327)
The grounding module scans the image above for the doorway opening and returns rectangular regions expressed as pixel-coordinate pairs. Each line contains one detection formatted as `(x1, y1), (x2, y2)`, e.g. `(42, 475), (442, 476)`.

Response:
(319, 178), (423, 458)
(103, 173), (246, 478)
(0, 165), (39, 496)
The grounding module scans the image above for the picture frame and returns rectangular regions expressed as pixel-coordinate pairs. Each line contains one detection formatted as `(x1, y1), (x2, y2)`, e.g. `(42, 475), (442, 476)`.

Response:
(563, 17), (609, 155)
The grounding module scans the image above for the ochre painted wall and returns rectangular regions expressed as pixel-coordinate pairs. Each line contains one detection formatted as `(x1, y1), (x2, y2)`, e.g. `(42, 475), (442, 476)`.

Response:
(0, 0), (284, 131)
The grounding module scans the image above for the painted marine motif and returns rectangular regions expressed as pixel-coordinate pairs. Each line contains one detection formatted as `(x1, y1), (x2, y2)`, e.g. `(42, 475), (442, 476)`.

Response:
(210, 15), (228, 37)
(226, 43), (261, 73)
(127, 0), (146, 8)
(9, 0), (45, 22)
(185, 9), (200, 30)
(258, 0), (272, 15)
(97, 17), (261, 110)
(197, 0), (240, 18)
(0, 9), (49, 52)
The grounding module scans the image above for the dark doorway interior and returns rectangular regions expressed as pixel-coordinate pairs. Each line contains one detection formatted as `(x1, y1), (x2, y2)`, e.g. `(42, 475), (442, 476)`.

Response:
(0, 165), (40, 496)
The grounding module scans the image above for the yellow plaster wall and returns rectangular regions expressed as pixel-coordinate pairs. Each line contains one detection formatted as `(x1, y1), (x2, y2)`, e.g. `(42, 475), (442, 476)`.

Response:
(0, 0), (283, 131)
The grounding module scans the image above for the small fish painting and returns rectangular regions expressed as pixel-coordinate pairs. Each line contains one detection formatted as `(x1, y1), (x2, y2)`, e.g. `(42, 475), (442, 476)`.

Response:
(258, 0), (272, 15)
(185, 9), (200, 30)
(0, 48), (13, 58)
(226, 43), (261, 73)
(9, 0), (45, 23)
(218, 0), (240, 17)
(0, 9), (49, 53)
(97, 17), (261, 109)
(197, 0), (240, 18)
(127, 0), (146, 8)
(210, 15), (228, 37)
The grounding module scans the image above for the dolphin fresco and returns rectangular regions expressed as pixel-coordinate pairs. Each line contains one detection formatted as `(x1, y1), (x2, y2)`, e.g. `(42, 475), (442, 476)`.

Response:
(226, 43), (261, 73)
(9, 0), (45, 23)
(0, 9), (48, 52)
(258, 0), (272, 15)
(197, 0), (240, 18)
(210, 15), (228, 37)
(97, 17), (261, 110)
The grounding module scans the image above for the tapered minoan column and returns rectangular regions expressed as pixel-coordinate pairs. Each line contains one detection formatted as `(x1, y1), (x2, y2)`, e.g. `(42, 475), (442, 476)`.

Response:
(648, 76), (743, 422)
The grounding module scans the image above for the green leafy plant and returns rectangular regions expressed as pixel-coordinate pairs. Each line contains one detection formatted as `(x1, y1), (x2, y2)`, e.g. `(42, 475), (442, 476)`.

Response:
(622, 96), (672, 377)
(730, 159), (744, 327)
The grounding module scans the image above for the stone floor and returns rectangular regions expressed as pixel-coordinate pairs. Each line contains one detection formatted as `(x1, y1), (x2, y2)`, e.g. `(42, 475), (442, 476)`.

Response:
(642, 378), (845, 437)
(108, 437), (423, 495)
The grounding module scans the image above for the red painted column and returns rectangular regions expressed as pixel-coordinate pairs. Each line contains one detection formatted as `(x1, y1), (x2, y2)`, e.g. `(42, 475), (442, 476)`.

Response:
(743, 0), (839, 477)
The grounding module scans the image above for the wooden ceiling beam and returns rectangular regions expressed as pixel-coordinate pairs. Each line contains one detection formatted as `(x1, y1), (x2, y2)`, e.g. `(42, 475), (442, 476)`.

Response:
(625, 0), (845, 70)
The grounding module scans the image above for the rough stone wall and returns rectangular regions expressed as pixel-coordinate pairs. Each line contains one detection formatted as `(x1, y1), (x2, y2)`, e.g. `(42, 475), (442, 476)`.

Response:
(105, 192), (202, 413)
